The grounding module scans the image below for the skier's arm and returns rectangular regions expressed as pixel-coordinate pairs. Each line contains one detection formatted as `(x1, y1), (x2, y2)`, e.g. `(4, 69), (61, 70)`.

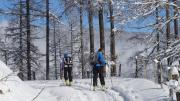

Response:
(64, 58), (67, 64)
(97, 52), (102, 64)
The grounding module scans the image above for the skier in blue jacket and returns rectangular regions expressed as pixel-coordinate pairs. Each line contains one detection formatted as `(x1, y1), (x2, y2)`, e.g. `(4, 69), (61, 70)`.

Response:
(93, 48), (106, 91)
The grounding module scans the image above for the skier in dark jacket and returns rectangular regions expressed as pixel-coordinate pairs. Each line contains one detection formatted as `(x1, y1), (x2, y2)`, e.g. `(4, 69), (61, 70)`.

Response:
(93, 48), (106, 91)
(63, 53), (73, 86)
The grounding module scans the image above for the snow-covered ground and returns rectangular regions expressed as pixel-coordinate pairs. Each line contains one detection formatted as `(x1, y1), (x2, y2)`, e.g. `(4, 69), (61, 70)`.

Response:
(26, 78), (169, 101)
(0, 61), (169, 101)
(0, 61), (56, 101)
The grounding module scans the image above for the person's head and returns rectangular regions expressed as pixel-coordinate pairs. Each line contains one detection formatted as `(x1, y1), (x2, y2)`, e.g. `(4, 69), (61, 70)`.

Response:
(98, 48), (103, 52)
(98, 48), (105, 54)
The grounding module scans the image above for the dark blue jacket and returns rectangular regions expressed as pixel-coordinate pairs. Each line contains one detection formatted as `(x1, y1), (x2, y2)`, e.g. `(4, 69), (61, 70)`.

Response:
(95, 51), (106, 68)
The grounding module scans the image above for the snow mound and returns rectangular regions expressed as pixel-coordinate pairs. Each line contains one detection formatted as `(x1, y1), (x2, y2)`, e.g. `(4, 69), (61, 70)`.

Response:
(112, 84), (143, 101)
(0, 61), (12, 79)
(119, 78), (169, 101)
(0, 61), (55, 101)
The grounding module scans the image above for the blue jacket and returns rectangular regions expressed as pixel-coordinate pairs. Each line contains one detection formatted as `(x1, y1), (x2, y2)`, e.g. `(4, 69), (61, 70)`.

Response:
(95, 51), (106, 68)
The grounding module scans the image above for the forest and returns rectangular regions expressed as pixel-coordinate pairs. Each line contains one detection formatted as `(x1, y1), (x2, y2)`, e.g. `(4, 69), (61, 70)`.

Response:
(0, 0), (179, 83)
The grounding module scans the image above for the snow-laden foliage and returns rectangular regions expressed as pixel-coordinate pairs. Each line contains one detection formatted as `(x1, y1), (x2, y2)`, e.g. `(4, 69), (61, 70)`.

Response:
(111, 0), (158, 24)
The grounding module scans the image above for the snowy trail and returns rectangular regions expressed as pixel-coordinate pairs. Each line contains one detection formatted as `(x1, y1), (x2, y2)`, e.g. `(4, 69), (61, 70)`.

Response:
(73, 81), (124, 101)
(71, 82), (123, 101)
(28, 80), (124, 101)
(26, 78), (169, 101)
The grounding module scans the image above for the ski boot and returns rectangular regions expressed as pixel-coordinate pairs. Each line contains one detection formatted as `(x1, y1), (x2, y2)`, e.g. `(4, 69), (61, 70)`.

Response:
(101, 85), (106, 91)
(93, 86), (96, 91)
(69, 81), (72, 86)
(65, 80), (69, 86)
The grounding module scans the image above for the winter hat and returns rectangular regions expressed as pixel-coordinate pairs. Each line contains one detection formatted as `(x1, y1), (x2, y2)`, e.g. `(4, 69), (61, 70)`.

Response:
(98, 48), (103, 52)
(171, 67), (179, 77)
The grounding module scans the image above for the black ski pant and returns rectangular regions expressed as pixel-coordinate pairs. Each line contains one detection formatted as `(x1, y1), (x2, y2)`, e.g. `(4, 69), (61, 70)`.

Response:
(64, 67), (73, 82)
(93, 66), (105, 86)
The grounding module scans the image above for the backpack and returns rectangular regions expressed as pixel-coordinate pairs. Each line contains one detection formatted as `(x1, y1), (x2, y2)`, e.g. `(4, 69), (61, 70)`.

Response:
(90, 52), (98, 66)
(64, 57), (73, 68)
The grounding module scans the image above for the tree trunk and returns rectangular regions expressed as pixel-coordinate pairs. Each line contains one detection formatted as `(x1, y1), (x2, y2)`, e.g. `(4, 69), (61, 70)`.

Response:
(166, 0), (171, 66)
(53, 20), (57, 80)
(33, 71), (36, 80)
(70, 23), (73, 56)
(174, 0), (178, 39)
(59, 39), (62, 79)
(46, 0), (50, 80)
(173, 0), (180, 73)
(88, 0), (94, 54)
(26, 0), (31, 80)
(109, 0), (116, 76)
(156, 3), (161, 84)
(19, 0), (24, 80)
(98, 2), (105, 52)
(135, 57), (138, 78)
(119, 64), (121, 77)
(166, 0), (170, 48)
(156, 3), (160, 59)
(4, 50), (7, 65)
(80, 0), (84, 78)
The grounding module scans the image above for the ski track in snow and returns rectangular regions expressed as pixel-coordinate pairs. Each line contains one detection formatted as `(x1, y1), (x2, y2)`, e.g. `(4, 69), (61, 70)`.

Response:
(28, 80), (124, 101)
(73, 81), (123, 101)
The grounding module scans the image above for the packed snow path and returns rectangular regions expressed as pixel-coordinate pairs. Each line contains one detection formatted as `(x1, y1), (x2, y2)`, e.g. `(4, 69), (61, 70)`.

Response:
(27, 80), (124, 101)
(27, 78), (169, 101)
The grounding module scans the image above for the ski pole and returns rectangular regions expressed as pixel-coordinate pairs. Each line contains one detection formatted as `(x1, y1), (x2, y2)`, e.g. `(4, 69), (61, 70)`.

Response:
(110, 73), (113, 87)
(91, 70), (94, 90)
(90, 67), (93, 90)
(90, 70), (92, 89)
(107, 62), (113, 87)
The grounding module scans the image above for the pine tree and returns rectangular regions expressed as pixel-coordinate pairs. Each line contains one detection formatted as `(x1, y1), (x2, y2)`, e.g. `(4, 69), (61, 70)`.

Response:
(3, 0), (44, 80)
